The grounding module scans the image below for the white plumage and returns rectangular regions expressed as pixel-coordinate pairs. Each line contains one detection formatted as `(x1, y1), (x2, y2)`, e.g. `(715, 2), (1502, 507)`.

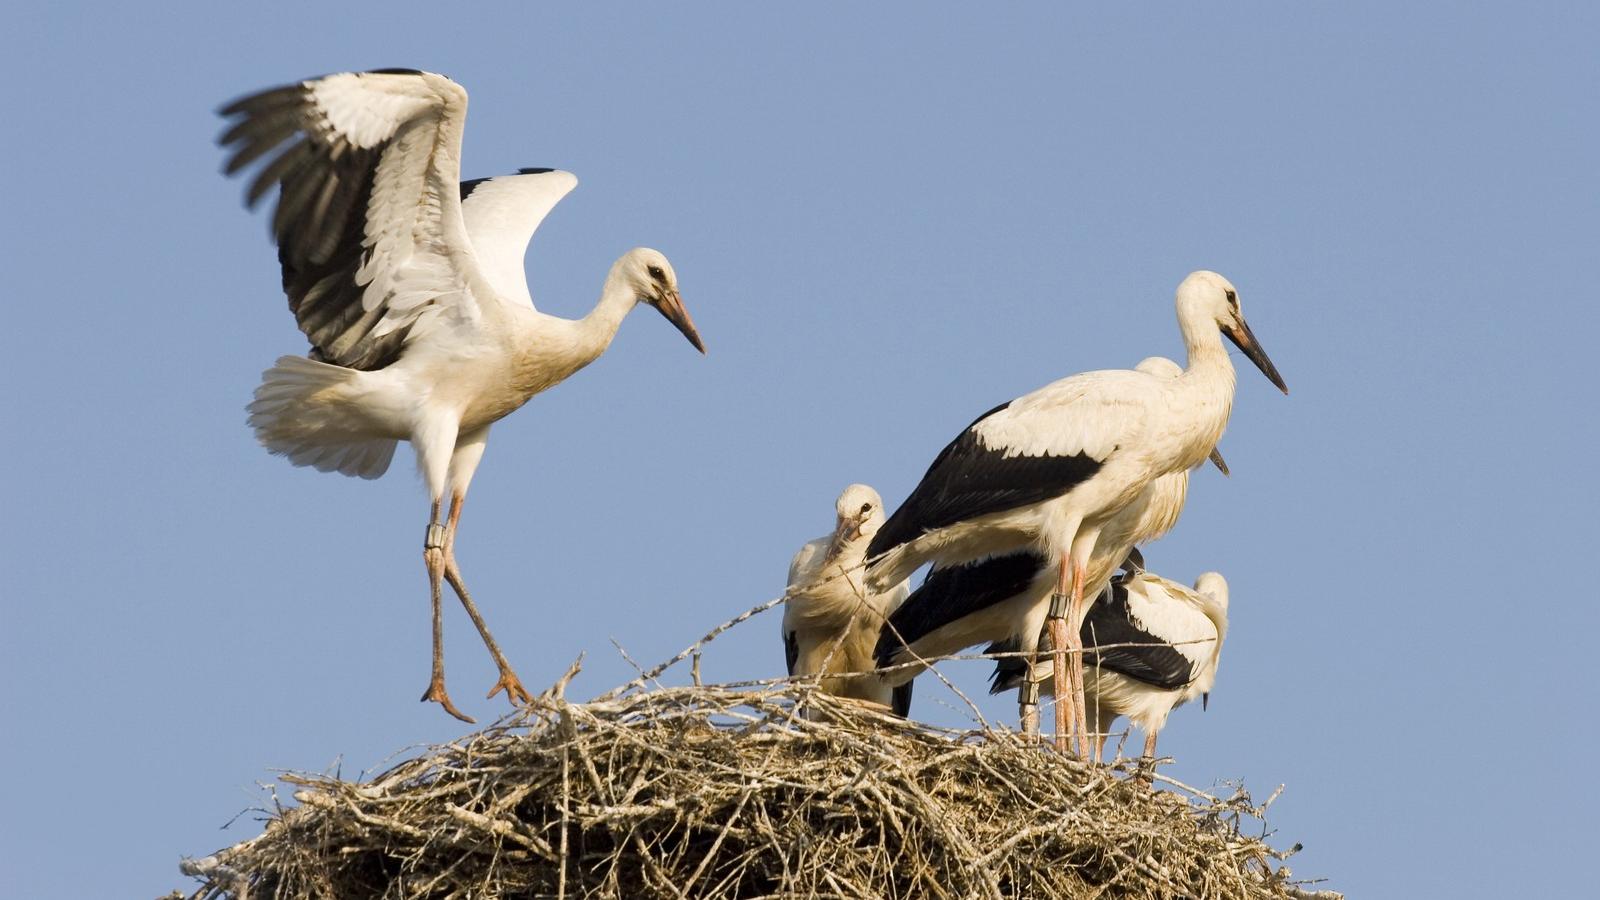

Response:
(783, 485), (912, 714)
(866, 271), (1285, 752)
(877, 358), (1209, 698)
(219, 69), (706, 722)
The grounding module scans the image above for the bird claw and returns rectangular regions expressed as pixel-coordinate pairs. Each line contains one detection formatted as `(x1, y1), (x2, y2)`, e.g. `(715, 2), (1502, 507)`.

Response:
(487, 670), (533, 706)
(420, 680), (476, 724)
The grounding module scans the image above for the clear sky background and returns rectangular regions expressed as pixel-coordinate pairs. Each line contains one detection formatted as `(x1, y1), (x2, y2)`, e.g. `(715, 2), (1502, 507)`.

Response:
(2, 2), (1596, 897)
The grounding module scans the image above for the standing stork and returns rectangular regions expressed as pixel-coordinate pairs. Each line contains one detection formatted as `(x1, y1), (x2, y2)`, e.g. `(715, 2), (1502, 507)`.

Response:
(988, 569), (1230, 763)
(865, 272), (1284, 753)
(218, 70), (706, 723)
(784, 485), (913, 716)
(874, 360), (1221, 731)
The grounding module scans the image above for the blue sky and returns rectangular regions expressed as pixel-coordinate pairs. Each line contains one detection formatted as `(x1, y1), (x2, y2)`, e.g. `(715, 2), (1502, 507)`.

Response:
(2, 3), (1596, 897)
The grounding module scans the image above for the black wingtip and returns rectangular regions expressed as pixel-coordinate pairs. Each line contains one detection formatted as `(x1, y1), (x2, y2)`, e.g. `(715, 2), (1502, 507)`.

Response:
(891, 682), (914, 718)
(872, 627), (901, 671)
(985, 639), (1022, 695)
(367, 67), (424, 76)
(516, 166), (557, 175)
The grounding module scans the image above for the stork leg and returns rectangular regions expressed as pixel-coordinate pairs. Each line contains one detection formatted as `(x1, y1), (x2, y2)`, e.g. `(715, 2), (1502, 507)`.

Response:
(1018, 673), (1041, 738)
(1143, 731), (1159, 760)
(1047, 558), (1079, 755)
(441, 492), (533, 707)
(1066, 558), (1092, 759)
(420, 500), (474, 724)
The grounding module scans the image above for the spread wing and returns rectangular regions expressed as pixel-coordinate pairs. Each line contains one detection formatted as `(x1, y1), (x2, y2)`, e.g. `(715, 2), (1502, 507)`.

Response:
(219, 69), (503, 370)
(459, 168), (579, 309)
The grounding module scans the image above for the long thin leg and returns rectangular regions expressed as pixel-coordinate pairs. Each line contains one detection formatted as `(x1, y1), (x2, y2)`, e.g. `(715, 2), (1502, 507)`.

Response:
(419, 500), (474, 723)
(442, 492), (532, 706)
(1066, 558), (1091, 759)
(1143, 731), (1159, 760)
(1018, 671), (1041, 737)
(1048, 556), (1076, 754)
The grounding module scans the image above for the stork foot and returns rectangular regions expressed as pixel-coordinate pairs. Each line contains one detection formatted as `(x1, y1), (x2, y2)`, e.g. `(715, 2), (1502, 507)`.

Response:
(420, 678), (476, 724)
(487, 667), (533, 706)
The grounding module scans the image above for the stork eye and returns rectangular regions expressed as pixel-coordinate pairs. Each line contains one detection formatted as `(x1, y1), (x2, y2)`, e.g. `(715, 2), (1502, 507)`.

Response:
(1224, 289), (1238, 307)
(647, 265), (666, 282)
(859, 502), (873, 514)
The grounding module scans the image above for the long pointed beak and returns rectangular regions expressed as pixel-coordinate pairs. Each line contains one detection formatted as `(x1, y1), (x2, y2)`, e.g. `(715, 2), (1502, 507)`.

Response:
(1224, 315), (1288, 394)
(1203, 692), (1210, 711)
(828, 514), (863, 557)
(1208, 447), (1230, 477)
(657, 289), (706, 354)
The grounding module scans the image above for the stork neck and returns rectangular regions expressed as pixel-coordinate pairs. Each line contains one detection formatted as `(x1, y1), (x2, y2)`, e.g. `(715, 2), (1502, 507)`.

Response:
(574, 266), (643, 363)
(1170, 327), (1237, 470)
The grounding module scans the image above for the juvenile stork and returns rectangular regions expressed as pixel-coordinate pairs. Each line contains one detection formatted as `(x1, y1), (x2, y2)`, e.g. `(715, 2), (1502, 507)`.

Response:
(988, 569), (1230, 762)
(219, 70), (706, 723)
(866, 272), (1284, 753)
(784, 485), (913, 716)
(875, 358), (1221, 730)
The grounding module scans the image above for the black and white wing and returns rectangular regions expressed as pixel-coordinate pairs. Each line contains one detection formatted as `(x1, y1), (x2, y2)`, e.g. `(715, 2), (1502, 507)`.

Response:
(219, 70), (507, 371)
(782, 534), (830, 677)
(460, 168), (578, 309)
(874, 550), (1049, 669)
(866, 400), (1104, 562)
(1078, 581), (1200, 691)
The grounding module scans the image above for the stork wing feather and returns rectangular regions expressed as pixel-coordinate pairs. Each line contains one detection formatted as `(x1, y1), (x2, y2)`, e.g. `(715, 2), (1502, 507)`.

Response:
(786, 536), (829, 591)
(874, 550), (1047, 668)
(219, 70), (501, 371)
(460, 169), (579, 310)
(1079, 581), (1201, 691)
(867, 400), (1103, 561)
(868, 370), (1164, 562)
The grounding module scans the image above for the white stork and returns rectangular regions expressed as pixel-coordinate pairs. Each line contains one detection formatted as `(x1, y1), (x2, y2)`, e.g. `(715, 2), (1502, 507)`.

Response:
(783, 485), (913, 716)
(875, 360), (1220, 730)
(988, 569), (1229, 763)
(865, 272), (1284, 753)
(218, 69), (706, 723)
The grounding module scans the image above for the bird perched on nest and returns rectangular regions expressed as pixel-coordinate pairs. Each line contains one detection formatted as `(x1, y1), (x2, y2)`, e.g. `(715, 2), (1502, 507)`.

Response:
(784, 485), (913, 715)
(873, 357), (1225, 731)
(865, 271), (1284, 753)
(988, 568), (1229, 762)
(217, 69), (706, 722)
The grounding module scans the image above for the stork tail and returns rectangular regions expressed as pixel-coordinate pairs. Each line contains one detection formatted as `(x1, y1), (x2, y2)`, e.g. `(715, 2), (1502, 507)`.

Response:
(247, 355), (397, 479)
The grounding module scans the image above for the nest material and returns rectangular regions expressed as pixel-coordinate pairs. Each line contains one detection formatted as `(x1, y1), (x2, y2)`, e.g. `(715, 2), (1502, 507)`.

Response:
(178, 677), (1336, 900)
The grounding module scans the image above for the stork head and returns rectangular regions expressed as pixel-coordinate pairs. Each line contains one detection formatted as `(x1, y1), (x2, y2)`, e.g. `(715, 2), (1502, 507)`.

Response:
(619, 248), (705, 353)
(1175, 271), (1287, 395)
(833, 484), (886, 546)
(1192, 570), (1230, 709)
(1193, 571), (1230, 613)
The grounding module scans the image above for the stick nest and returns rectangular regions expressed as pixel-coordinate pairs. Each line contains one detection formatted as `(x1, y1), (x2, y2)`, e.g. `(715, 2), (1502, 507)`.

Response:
(177, 678), (1336, 900)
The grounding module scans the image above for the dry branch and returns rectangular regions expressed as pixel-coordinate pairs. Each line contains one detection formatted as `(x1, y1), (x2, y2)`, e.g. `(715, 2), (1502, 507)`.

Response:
(177, 680), (1336, 900)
